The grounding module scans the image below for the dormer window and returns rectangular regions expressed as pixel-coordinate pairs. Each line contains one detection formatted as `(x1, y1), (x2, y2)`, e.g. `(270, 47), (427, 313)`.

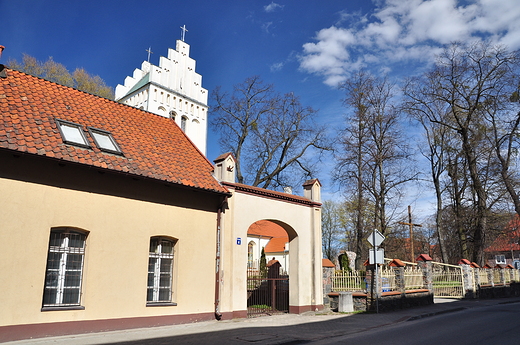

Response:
(56, 119), (90, 148)
(88, 127), (122, 154)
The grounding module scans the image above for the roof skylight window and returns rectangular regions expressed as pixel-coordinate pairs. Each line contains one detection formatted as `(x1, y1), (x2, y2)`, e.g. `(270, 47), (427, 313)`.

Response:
(88, 127), (122, 154)
(56, 119), (90, 148)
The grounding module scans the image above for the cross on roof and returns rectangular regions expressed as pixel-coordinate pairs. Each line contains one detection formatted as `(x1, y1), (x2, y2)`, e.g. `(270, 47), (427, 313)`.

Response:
(180, 25), (188, 42)
(145, 47), (153, 62)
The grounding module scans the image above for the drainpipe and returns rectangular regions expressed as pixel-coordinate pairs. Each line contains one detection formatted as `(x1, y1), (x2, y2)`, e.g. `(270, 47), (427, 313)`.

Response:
(215, 196), (228, 320)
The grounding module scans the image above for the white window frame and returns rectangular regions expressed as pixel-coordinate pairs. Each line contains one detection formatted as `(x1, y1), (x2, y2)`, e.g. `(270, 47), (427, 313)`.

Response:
(495, 255), (506, 264)
(42, 229), (87, 309)
(147, 237), (176, 305)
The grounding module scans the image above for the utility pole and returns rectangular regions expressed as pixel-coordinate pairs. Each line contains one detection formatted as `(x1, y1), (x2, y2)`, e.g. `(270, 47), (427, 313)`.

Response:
(398, 205), (422, 262)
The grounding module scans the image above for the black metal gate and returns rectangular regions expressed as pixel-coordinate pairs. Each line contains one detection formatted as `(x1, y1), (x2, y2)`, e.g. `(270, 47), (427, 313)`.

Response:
(247, 261), (289, 317)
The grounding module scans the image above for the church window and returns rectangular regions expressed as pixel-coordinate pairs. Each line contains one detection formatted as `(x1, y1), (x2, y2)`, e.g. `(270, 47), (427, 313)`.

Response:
(42, 228), (87, 309)
(88, 127), (123, 154)
(169, 111), (177, 121)
(181, 116), (187, 132)
(56, 119), (90, 148)
(147, 237), (176, 304)
(248, 241), (255, 268)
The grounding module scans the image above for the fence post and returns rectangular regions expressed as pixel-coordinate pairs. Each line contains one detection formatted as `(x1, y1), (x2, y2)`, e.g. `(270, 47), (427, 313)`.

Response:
(322, 259), (335, 308)
(506, 265), (515, 282)
(496, 265), (506, 285)
(484, 264), (494, 287)
(471, 263), (481, 297)
(416, 254), (433, 293)
(389, 259), (406, 296)
(458, 259), (475, 298)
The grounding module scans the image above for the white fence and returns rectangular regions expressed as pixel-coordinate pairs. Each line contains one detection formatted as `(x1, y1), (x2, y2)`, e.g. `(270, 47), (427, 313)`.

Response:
(331, 270), (366, 292)
(431, 262), (464, 298)
(328, 260), (520, 298)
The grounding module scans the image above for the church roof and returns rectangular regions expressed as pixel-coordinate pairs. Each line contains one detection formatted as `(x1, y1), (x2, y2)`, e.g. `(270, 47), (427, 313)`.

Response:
(0, 68), (227, 195)
(124, 73), (150, 98)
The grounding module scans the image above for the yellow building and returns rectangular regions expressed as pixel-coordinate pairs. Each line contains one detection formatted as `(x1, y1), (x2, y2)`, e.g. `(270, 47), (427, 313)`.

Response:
(0, 67), (230, 341)
(0, 66), (323, 342)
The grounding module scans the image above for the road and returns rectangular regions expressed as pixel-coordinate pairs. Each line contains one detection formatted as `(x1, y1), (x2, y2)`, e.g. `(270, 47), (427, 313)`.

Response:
(314, 301), (520, 345)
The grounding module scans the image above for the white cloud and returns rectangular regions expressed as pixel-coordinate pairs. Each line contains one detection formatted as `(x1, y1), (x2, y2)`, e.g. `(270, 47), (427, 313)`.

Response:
(262, 21), (273, 33)
(270, 62), (284, 72)
(264, 2), (284, 13)
(299, 0), (520, 87)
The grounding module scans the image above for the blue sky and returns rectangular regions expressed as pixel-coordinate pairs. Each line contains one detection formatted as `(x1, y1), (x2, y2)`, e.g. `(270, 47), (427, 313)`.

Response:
(2, 0), (520, 218)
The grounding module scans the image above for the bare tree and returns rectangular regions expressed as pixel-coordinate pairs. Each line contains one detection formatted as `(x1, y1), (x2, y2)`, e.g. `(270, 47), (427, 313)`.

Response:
(416, 115), (450, 263)
(337, 71), (416, 267)
(211, 76), (330, 190)
(336, 70), (372, 269)
(321, 200), (347, 261)
(404, 41), (519, 264)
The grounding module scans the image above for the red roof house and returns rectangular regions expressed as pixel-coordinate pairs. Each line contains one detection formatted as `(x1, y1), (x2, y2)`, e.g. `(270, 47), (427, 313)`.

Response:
(0, 67), (230, 341)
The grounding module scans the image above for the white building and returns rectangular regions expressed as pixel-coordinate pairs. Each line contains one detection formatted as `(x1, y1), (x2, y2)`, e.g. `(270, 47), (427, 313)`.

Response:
(115, 39), (208, 155)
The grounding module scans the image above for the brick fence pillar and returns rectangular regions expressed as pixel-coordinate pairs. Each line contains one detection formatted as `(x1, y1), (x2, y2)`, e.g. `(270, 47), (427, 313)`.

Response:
(506, 265), (515, 282)
(458, 259), (475, 298)
(497, 265), (506, 285)
(322, 267), (334, 307)
(484, 264), (494, 287)
(471, 262), (481, 297)
(416, 254), (433, 293)
(389, 259), (406, 296)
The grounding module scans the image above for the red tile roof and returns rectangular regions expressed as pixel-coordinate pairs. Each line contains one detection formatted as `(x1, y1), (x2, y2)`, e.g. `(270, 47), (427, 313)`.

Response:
(264, 237), (288, 253)
(322, 258), (335, 268)
(484, 216), (520, 253)
(0, 68), (227, 194)
(248, 220), (289, 253)
(247, 220), (287, 237)
(222, 181), (321, 206)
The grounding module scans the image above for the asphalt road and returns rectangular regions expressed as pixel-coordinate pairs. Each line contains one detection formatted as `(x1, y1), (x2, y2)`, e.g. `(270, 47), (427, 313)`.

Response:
(314, 301), (520, 345)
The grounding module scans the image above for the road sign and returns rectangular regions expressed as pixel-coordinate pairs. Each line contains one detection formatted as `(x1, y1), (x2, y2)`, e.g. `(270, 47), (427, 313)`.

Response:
(367, 230), (385, 247)
(369, 248), (385, 264)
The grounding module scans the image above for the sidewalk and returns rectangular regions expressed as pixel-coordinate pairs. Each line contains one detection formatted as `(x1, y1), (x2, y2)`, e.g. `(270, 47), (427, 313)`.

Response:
(5, 297), (520, 345)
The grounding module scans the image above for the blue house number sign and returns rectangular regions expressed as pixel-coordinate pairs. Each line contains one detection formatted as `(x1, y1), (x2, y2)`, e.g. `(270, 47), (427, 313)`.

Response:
(237, 237), (242, 245)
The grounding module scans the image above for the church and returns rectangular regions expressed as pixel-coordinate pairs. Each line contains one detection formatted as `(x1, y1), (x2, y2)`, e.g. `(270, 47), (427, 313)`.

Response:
(115, 27), (207, 155)
(0, 31), (323, 342)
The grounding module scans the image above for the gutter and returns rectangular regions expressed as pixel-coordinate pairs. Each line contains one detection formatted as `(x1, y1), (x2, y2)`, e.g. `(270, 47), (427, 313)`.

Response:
(214, 195), (228, 320)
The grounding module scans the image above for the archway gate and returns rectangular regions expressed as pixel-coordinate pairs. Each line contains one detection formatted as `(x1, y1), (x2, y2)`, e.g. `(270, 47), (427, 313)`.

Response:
(215, 173), (323, 319)
(247, 259), (289, 317)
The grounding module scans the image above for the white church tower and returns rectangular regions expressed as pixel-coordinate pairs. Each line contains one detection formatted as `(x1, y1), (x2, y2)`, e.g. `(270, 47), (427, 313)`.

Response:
(115, 26), (208, 155)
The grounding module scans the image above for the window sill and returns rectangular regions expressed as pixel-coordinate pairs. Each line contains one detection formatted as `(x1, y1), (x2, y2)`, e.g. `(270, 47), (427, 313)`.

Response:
(41, 306), (85, 312)
(146, 302), (177, 307)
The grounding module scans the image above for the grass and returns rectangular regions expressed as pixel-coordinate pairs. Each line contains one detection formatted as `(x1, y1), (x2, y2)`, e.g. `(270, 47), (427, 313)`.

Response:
(248, 304), (271, 309)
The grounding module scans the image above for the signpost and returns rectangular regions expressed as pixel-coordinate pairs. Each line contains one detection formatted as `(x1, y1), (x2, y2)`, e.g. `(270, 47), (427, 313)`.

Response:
(367, 230), (386, 313)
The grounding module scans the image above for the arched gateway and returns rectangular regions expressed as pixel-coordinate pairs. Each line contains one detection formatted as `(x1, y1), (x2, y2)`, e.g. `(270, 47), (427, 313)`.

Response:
(214, 153), (323, 319)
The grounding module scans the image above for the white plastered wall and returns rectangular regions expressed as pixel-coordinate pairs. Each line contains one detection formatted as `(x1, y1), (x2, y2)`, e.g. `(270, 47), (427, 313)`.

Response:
(219, 188), (323, 314)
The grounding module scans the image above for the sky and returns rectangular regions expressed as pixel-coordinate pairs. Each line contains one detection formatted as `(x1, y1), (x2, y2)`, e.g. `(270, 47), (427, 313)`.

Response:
(2, 0), (520, 220)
